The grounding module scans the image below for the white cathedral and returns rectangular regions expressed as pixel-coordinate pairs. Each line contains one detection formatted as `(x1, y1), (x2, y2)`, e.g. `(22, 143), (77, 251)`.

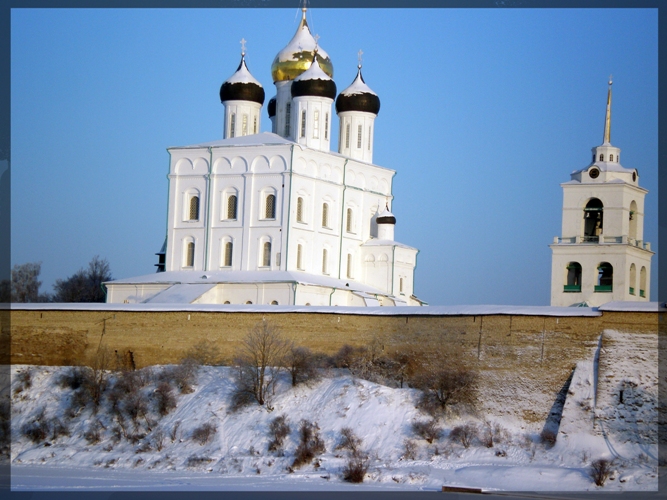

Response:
(105, 8), (424, 307)
(549, 78), (653, 307)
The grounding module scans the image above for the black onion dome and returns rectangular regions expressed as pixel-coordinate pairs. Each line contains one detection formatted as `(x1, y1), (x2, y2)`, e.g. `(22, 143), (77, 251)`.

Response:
(291, 56), (337, 100)
(377, 206), (396, 225)
(268, 96), (276, 118)
(219, 56), (265, 105)
(335, 67), (380, 115)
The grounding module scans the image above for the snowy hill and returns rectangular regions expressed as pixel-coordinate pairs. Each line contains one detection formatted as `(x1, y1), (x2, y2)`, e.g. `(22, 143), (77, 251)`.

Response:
(8, 331), (659, 492)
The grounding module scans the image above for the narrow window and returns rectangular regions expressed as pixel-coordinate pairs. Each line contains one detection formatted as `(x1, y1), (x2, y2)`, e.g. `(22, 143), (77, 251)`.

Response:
(242, 114), (248, 136)
(297, 197), (304, 222)
(346, 208), (353, 233)
(345, 123), (350, 149)
(640, 266), (647, 297)
(324, 112), (329, 139)
(186, 242), (195, 267)
(297, 244), (303, 270)
(253, 116), (257, 134)
(565, 262), (582, 292)
(189, 196), (200, 220)
(629, 263), (636, 295)
(368, 126), (371, 150)
(322, 248), (328, 274)
(224, 241), (233, 267)
(599, 154), (604, 161)
(357, 124), (362, 148)
(265, 194), (276, 219)
(346, 254), (353, 278)
(609, 154), (614, 162)
(230, 113), (236, 138)
(313, 110), (320, 138)
(262, 242), (271, 267)
(322, 202), (329, 227)
(284, 103), (291, 136)
(399, 277), (404, 293)
(227, 194), (237, 220)
(300, 110), (306, 138)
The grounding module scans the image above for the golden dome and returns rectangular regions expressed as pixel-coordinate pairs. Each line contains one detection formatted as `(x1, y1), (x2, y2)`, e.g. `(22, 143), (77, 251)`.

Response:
(271, 9), (333, 83)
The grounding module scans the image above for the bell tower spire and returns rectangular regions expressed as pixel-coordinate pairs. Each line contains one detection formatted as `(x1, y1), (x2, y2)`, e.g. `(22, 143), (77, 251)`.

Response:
(603, 75), (612, 145)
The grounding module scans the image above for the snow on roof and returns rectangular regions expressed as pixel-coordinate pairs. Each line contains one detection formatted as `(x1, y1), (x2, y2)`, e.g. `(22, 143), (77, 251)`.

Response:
(361, 239), (416, 250)
(275, 23), (330, 65)
(144, 284), (216, 304)
(224, 57), (262, 86)
(340, 69), (377, 96)
(596, 301), (665, 312)
(170, 132), (294, 150)
(293, 56), (331, 82)
(11, 302), (601, 317)
(571, 161), (635, 176)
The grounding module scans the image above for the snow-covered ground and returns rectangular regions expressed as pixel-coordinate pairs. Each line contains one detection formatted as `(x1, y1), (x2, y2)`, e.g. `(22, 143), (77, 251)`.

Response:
(8, 331), (659, 492)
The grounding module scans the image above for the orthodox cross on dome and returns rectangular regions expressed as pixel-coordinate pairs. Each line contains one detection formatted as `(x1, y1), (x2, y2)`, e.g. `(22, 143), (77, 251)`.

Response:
(603, 74), (613, 145)
(240, 38), (247, 56)
(358, 49), (363, 68)
(314, 34), (320, 52)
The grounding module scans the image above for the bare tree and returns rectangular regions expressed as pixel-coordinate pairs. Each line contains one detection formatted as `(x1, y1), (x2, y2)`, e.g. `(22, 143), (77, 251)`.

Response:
(233, 322), (290, 407)
(53, 256), (112, 302)
(11, 262), (43, 302)
(412, 366), (477, 417)
(285, 345), (319, 387)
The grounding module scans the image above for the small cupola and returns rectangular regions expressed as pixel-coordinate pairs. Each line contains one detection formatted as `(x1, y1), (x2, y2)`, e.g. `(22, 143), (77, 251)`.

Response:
(336, 53), (380, 163)
(376, 204), (396, 241)
(291, 53), (337, 99)
(220, 42), (265, 139)
(268, 96), (277, 133)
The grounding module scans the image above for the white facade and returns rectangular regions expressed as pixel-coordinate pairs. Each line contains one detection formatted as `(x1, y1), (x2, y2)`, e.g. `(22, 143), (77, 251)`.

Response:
(105, 8), (422, 307)
(550, 81), (653, 307)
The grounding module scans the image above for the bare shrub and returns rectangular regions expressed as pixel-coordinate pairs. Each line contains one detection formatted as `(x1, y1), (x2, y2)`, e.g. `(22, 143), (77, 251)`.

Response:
(87, 346), (113, 410)
(342, 451), (370, 483)
(168, 357), (199, 394)
(186, 340), (222, 366)
(412, 367), (477, 417)
(21, 408), (49, 444)
(412, 419), (442, 444)
(292, 420), (325, 469)
(267, 414), (291, 453)
(58, 366), (91, 391)
(336, 427), (362, 453)
(123, 391), (149, 430)
(540, 429), (557, 448)
(285, 345), (319, 387)
(590, 458), (612, 486)
(154, 382), (177, 416)
(402, 439), (417, 460)
(15, 369), (32, 393)
(84, 420), (104, 444)
(135, 440), (152, 453)
(49, 417), (70, 440)
(449, 423), (477, 448)
(152, 428), (166, 451)
(331, 344), (360, 369)
(233, 322), (290, 408)
(0, 399), (10, 455)
(191, 422), (217, 445)
(186, 455), (213, 468)
(481, 421), (508, 448)
(170, 420), (181, 442)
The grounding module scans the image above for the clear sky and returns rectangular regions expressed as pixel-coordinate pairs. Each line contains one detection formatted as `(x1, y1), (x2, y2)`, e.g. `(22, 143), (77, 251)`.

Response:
(10, 7), (658, 306)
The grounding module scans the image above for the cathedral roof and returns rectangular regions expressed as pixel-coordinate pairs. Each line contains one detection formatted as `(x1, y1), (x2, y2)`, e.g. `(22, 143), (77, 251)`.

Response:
(169, 132), (294, 150)
(336, 66), (380, 115)
(219, 54), (265, 105)
(291, 55), (337, 99)
(270, 8), (333, 82)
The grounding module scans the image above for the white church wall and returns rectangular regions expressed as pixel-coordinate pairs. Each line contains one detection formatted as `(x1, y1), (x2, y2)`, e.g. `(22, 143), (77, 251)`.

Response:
(194, 282), (292, 305)
(106, 283), (172, 304)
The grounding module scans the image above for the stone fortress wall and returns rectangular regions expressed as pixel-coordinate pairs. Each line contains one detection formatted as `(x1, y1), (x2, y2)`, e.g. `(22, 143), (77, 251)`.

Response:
(4, 305), (660, 424)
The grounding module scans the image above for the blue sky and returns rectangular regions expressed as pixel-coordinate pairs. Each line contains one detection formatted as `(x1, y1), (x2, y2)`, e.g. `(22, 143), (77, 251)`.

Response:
(10, 7), (658, 305)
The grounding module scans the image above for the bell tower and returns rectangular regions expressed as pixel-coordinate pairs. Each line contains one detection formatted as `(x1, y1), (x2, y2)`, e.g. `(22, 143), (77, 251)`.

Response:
(550, 78), (653, 307)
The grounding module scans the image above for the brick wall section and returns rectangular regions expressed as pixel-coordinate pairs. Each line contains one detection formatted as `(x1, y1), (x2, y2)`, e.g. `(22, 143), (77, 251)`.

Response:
(6, 309), (658, 424)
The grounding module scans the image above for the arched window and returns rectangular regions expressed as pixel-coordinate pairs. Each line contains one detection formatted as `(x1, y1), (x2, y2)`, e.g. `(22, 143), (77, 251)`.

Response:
(640, 266), (647, 298)
(322, 203), (329, 228)
(271, 300), (279, 305)
(262, 242), (271, 267)
(296, 197), (304, 223)
(227, 194), (238, 220)
(297, 244), (304, 270)
(246, 301), (253, 304)
(583, 198), (603, 241)
(346, 253), (353, 278)
(265, 194), (276, 219)
(322, 248), (328, 274)
(189, 196), (200, 221)
(564, 262), (582, 292)
(224, 241), (233, 267)
(629, 263), (636, 295)
(629, 200), (637, 240)
(595, 262), (613, 292)
(609, 154), (614, 162)
(185, 241), (195, 267)
(223, 300), (231, 304)
(300, 110), (306, 138)
(230, 113), (236, 138)
(599, 154), (604, 161)
(346, 208), (353, 233)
